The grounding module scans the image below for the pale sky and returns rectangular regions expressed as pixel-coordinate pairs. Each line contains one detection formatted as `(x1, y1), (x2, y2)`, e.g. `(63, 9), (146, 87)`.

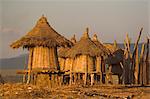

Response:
(0, 0), (149, 59)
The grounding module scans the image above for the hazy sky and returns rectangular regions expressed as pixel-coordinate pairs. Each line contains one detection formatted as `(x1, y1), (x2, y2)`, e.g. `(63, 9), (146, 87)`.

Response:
(0, 0), (149, 59)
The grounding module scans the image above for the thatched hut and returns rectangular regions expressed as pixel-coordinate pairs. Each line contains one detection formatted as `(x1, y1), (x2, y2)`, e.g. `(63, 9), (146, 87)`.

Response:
(92, 34), (111, 84)
(66, 28), (108, 85)
(10, 15), (72, 87)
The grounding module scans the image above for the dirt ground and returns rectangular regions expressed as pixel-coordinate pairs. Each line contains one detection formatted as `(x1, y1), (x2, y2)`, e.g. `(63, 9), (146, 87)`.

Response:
(0, 83), (150, 99)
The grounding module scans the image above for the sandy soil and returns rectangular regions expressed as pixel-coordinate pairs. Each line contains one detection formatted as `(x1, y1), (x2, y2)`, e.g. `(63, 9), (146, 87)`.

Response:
(0, 83), (150, 99)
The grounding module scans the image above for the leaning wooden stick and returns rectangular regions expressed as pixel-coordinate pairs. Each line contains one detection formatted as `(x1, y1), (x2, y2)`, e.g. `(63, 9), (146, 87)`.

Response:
(130, 28), (143, 84)
(134, 47), (139, 84)
(139, 43), (145, 85)
(132, 28), (143, 58)
(145, 37), (149, 84)
(126, 33), (132, 58)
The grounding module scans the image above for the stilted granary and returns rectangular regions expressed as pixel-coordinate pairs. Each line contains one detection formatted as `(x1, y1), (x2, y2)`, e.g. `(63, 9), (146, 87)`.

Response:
(10, 15), (72, 87)
(66, 28), (109, 85)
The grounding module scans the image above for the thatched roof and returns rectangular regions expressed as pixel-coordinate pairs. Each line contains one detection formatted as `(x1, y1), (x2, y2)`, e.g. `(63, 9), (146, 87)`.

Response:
(92, 34), (111, 55)
(58, 47), (70, 58)
(66, 28), (108, 58)
(10, 15), (72, 49)
(58, 35), (77, 58)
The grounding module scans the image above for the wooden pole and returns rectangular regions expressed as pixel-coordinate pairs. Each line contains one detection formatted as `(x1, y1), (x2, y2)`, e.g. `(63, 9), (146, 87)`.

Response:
(90, 73), (94, 86)
(131, 28), (143, 84)
(134, 47), (139, 84)
(124, 34), (132, 84)
(27, 48), (33, 84)
(120, 62), (125, 84)
(139, 43), (145, 85)
(23, 64), (27, 83)
(145, 38), (149, 84)
(126, 33), (132, 58)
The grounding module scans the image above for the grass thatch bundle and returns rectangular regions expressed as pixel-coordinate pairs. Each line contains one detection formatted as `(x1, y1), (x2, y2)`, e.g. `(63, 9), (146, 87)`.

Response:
(10, 15), (72, 49)
(58, 47), (71, 58)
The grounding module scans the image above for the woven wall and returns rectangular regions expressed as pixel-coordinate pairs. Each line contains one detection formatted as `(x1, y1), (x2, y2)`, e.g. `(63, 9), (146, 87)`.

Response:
(28, 46), (58, 70)
(72, 55), (95, 73)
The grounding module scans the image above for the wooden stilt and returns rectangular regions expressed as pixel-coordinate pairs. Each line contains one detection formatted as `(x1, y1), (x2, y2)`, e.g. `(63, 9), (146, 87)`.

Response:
(134, 47), (139, 84)
(90, 73), (94, 86)
(27, 48), (33, 84)
(23, 64), (27, 83)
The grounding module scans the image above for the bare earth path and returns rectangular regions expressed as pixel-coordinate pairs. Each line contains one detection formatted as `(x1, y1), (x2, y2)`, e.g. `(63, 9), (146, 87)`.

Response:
(0, 83), (150, 99)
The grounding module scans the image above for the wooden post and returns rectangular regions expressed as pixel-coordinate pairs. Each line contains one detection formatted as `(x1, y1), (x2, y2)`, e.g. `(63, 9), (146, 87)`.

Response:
(131, 28), (143, 84)
(74, 73), (77, 84)
(23, 64), (27, 83)
(125, 33), (132, 58)
(27, 48), (33, 84)
(134, 47), (139, 84)
(124, 34), (132, 84)
(120, 62), (125, 84)
(90, 73), (94, 86)
(108, 65), (113, 84)
(145, 38), (149, 84)
(139, 43), (145, 84)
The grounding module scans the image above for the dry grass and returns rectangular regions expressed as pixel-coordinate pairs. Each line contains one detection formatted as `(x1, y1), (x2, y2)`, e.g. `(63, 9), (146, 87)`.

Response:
(1, 83), (150, 99)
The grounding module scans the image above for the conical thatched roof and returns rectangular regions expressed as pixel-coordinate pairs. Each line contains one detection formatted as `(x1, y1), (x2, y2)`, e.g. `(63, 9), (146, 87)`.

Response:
(58, 47), (70, 58)
(92, 34), (111, 55)
(66, 28), (107, 58)
(10, 15), (72, 48)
